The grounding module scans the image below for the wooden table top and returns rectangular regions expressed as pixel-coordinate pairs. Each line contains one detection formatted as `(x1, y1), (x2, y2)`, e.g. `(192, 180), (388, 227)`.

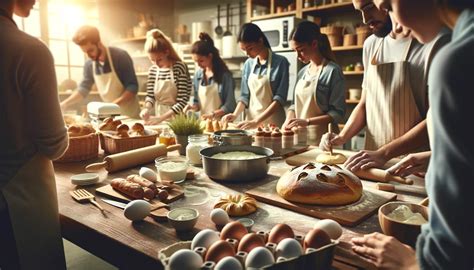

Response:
(54, 150), (426, 269)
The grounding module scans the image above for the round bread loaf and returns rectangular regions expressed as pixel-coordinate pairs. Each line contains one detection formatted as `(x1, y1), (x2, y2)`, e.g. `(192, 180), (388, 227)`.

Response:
(276, 163), (363, 205)
(214, 194), (258, 216)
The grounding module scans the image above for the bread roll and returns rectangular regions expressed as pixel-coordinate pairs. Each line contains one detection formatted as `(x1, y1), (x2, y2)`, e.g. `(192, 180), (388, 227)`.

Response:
(214, 194), (258, 216)
(68, 124), (95, 137)
(276, 163), (363, 205)
(130, 123), (145, 136)
(111, 178), (144, 199)
(100, 117), (122, 131)
(116, 124), (129, 138)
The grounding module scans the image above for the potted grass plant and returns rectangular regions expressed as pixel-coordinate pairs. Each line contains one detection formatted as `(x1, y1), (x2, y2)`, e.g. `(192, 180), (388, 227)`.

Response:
(168, 113), (204, 155)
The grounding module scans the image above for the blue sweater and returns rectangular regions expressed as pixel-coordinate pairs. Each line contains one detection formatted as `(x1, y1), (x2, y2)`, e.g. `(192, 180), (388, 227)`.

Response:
(416, 9), (474, 270)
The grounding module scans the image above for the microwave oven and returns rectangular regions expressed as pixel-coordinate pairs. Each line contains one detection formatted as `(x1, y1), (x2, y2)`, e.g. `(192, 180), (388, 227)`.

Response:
(252, 16), (303, 52)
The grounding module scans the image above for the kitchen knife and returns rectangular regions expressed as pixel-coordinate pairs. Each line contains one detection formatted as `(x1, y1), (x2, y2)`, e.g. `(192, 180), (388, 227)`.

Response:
(101, 198), (127, 209)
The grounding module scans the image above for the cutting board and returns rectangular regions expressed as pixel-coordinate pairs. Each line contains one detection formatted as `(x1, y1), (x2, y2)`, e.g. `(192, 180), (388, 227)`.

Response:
(278, 144), (310, 158)
(245, 181), (396, 226)
(286, 148), (400, 168)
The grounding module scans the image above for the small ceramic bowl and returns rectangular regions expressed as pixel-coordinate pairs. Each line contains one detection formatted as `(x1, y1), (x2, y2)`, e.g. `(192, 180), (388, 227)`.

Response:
(237, 218), (255, 232)
(155, 156), (189, 184)
(167, 207), (199, 232)
(378, 201), (428, 247)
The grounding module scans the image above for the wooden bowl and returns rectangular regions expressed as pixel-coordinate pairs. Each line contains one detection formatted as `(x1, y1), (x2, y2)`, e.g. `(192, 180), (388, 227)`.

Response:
(378, 202), (428, 247)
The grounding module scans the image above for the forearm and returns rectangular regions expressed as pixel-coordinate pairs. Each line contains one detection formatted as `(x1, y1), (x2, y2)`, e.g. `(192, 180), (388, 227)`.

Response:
(256, 101), (281, 123)
(378, 120), (429, 159)
(113, 90), (135, 105)
(212, 108), (225, 118)
(286, 109), (296, 120)
(232, 101), (246, 116)
(60, 91), (84, 110)
(308, 114), (333, 126)
(339, 101), (366, 143)
(157, 109), (176, 122)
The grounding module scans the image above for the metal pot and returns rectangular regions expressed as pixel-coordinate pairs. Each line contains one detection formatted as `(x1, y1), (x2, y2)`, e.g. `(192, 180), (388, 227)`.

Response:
(200, 145), (273, 182)
(212, 129), (253, 146)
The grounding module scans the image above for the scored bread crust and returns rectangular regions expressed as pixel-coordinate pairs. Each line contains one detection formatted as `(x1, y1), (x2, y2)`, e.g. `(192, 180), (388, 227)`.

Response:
(214, 194), (258, 216)
(276, 163), (363, 205)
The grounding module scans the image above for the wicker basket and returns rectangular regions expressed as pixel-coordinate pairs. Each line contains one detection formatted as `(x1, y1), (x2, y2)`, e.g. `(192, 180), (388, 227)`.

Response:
(321, 25), (343, 48)
(100, 129), (158, 154)
(343, 33), (357, 46)
(356, 25), (371, 45)
(56, 133), (99, 162)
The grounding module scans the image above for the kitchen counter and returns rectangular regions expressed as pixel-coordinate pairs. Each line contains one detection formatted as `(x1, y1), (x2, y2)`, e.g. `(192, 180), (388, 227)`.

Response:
(54, 149), (425, 269)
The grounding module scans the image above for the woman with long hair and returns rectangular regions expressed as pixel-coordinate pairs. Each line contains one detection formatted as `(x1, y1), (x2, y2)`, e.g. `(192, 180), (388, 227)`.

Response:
(186, 32), (236, 119)
(283, 21), (346, 145)
(140, 29), (192, 125)
(222, 23), (289, 129)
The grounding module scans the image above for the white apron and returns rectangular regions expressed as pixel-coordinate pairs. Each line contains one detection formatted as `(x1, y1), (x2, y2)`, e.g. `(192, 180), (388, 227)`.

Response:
(198, 75), (221, 116)
(153, 67), (178, 116)
(1, 154), (66, 269)
(247, 51), (286, 127)
(294, 61), (333, 145)
(365, 39), (421, 150)
(426, 108), (434, 150)
(93, 47), (140, 118)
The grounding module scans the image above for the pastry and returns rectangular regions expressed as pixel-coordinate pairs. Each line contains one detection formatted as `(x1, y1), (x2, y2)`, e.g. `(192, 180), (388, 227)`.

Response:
(205, 119), (214, 133)
(316, 152), (347, 165)
(212, 120), (221, 132)
(276, 163), (363, 205)
(67, 124), (95, 137)
(99, 117), (122, 131)
(130, 123), (145, 136)
(214, 194), (258, 216)
(116, 124), (130, 138)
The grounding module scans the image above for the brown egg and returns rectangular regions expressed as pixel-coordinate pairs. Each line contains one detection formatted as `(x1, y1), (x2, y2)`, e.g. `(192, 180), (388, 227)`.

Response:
(205, 240), (235, 263)
(220, 221), (248, 241)
(268, 223), (295, 244)
(237, 233), (265, 253)
(303, 228), (331, 250)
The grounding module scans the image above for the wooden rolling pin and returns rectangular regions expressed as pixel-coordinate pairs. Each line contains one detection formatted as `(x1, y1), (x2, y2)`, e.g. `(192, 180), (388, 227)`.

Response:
(86, 144), (181, 173)
(376, 183), (427, 196)
(354, 168), (414, 185)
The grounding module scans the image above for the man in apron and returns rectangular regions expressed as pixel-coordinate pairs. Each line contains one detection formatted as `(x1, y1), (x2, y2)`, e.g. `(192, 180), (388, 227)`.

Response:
(320, 0), (450, 172)
(60, 25), (140, 119)
(1, 0), (69, 268)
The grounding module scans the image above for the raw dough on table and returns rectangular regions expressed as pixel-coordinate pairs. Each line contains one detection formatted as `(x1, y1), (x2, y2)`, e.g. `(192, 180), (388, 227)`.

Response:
(316, 152), (347, 165)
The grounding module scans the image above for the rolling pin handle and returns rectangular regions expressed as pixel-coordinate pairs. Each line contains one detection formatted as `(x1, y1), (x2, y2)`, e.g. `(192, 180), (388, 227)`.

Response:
(387, 174), (414, 185)
(376, 183), (395, 192)
(85, 161), (108, 172)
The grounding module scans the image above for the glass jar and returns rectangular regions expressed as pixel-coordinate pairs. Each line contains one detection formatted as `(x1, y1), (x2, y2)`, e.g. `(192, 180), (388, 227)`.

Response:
(186, 134), (209, 166)
(159, 127), (176, 146)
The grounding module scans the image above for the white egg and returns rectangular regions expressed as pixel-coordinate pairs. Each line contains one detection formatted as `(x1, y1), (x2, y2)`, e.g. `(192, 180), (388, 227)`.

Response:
(191, 229), (220, 250)
(313, 219), (343, 240)
(245, 246), (275, 269)
(124, 200), (151, 221)
(275, 238), (303, 259)
(214, 256), (243, 270)
(210, 208), (230, 225)
(168, 249), (203, 270)
(139, 167), (157, 183)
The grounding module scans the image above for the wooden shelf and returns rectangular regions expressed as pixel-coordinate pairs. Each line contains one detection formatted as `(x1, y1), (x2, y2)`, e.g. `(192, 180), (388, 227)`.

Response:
(112, 36), (146, 44)
(302, 2), (354, 13)
(343, 70), (363, 75)
(332, 45), (363, 51)
(250, 10), (296, 21)
(346, 99), (360, 104)
(222, 55), (248, 60)
(136, 72), (148, 76)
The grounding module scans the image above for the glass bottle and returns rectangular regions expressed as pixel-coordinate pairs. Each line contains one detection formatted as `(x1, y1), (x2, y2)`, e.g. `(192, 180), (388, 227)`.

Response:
(159, 127), (176, 146)
(186, 134), (209, 165)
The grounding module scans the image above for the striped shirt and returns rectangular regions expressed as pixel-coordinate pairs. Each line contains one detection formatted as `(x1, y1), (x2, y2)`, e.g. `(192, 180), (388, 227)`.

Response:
(145, 61), (192, 114)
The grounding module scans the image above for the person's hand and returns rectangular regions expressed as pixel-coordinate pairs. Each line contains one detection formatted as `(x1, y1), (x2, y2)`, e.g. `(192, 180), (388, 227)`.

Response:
(144, 116), (162, 125)
(351, 232), (418, 270)
(140, 108), (151, 121)
(387, 152), (431, 178)
(344, 150), (389, 172)
(201, 113), (214, 120)
(286, 118), (308, 129)
(237, 120), (259, 130)
(183, 104), (198, 113)
(222, 113), (237, 123)
(319, 132), (344, 151)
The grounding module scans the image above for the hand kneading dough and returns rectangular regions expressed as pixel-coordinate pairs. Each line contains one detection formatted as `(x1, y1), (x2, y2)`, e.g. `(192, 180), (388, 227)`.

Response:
(316, 152), (347, 165)
(277, 163), (362, 205)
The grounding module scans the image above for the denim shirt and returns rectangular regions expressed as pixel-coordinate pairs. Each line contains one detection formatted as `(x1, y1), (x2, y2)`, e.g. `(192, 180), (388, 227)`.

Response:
(288, 61), (346, 122)
(192, 69), (236, 113)
(239, 51), (289, 107)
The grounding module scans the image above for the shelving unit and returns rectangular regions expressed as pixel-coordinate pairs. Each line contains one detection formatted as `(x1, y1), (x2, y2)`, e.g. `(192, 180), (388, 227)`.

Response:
(343, 70), (363, 75)
(111, 36), (146, 44)
(332, 45), (363, 51)
(345, 99), (360, 104)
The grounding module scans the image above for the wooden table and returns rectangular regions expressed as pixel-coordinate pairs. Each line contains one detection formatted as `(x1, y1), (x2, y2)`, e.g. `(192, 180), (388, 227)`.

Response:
(54, 151), (426, 269)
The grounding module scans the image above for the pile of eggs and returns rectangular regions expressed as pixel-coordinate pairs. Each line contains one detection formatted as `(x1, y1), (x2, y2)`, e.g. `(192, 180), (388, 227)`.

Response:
(166, 216), (343, 270)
